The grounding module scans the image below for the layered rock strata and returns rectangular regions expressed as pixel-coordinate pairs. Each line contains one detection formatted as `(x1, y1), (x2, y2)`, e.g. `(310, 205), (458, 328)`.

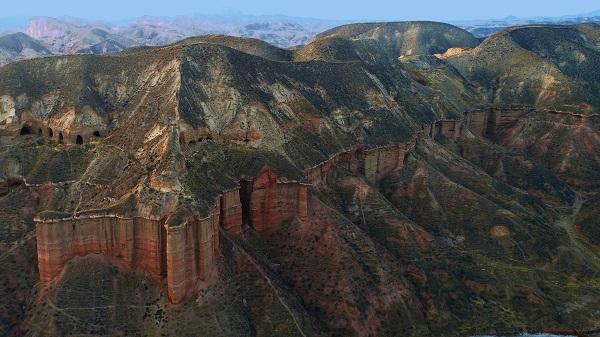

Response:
(35, 168), (311, 303)
(164, 206), (220, 303)
(34, 106), (591, 304)
(246, 166), (309, 232)
(219, 188), (244, 235)
(305, 107), (598, 188)
(35, 209), (219, 304)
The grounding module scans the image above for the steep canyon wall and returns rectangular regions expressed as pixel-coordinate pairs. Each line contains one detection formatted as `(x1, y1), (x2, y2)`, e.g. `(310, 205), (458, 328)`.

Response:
(35, 169), (311, 303)
(246, 166), (309, 232)
(33, 107), (593, 303)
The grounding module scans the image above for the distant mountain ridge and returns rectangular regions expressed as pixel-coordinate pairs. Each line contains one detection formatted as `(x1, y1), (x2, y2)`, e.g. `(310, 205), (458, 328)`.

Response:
(0, 32), (51, 66)
(0, 15), (346, 66)
(3, 10), (600, 67)
(453, 10), (600, 37)
(22, 15), (343, 51)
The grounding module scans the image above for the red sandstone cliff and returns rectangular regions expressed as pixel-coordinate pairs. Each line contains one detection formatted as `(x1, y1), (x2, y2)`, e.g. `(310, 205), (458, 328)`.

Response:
(219, 188), (243, 234)
(165, 209), (220, 303)
(36, 215), (165, 283)
(248, 166), (309, 232)
(34, 107), (582, 305)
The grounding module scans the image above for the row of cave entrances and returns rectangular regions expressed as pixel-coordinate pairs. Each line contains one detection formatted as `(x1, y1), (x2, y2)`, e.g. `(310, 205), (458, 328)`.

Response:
(19, 126), (101, 145)
(187, 135), (214, 145)
(182, 134), (252, 146)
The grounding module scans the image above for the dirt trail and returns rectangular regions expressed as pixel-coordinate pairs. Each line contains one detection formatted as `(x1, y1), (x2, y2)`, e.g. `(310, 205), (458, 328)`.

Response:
(557, 192), (600, 270)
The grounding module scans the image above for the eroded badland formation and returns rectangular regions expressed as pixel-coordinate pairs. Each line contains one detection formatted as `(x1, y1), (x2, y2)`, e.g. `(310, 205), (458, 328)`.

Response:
(1, 21), (600, 337)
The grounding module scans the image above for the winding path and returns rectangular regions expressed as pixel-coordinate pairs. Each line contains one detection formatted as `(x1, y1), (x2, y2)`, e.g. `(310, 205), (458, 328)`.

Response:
(556, 191), (600, 270)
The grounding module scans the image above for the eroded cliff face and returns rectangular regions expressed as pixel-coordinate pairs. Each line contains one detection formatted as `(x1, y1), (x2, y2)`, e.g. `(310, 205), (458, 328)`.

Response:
(4, 105), (598, 336)
(2, 22), (600, 336)
(34, 165), (313, 303)
(219, 188), (243, 234)
(35, 203), (221, 304)
(247, 166), (309, 232)
(36, 215), (164, 283)
(165, 208), (220, 303)
(31, 106), (596, 304)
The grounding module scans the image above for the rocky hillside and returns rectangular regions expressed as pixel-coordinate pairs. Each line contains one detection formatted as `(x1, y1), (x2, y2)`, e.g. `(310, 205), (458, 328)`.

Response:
(445, 24), (600, 113)
(0, 22), (599, 337)
(317, 21), (480, 58)
(0, 32), (51, 67)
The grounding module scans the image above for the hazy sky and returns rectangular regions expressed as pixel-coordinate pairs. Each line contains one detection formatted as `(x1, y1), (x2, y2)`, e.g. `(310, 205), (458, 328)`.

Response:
(2, 0), (600, 21)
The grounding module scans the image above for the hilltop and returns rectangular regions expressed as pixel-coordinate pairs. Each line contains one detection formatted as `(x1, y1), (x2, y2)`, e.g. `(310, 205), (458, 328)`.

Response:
(0, 32), (51, 66)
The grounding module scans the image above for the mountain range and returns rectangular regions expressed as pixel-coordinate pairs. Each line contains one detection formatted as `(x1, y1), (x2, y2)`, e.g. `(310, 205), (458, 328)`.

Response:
(0, 15), (343, 66)
(0, 18), (599, 337)
(4, 11), (600, 67)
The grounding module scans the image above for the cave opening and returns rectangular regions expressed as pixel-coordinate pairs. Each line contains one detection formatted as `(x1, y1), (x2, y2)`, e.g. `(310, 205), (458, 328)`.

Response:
(93, 131), (101, 137)
(58, 133), (64, 143)
(76, 135), (83, 145)
(48, 128), (53, 138)
(20, 126), (33, 135)
(239, 180), (253, 227)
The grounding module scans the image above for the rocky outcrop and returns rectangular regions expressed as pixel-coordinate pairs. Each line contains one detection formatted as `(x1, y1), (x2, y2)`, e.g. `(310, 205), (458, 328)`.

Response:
(422, 119), (464, 140)
(35, 167), (308, 303)
(219, 188), (244, 234)
(364, 140), (417, 183)
(419, 106), (600, 141)
(36, 206), (221, 304)
(305, 145), (365, 186)
(305, 140), (418, 186)
(36, 214), (165, 284)
(306, 107), (597, 189)
(164, 207), (220, 303)
(246, 166), (309, 232)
